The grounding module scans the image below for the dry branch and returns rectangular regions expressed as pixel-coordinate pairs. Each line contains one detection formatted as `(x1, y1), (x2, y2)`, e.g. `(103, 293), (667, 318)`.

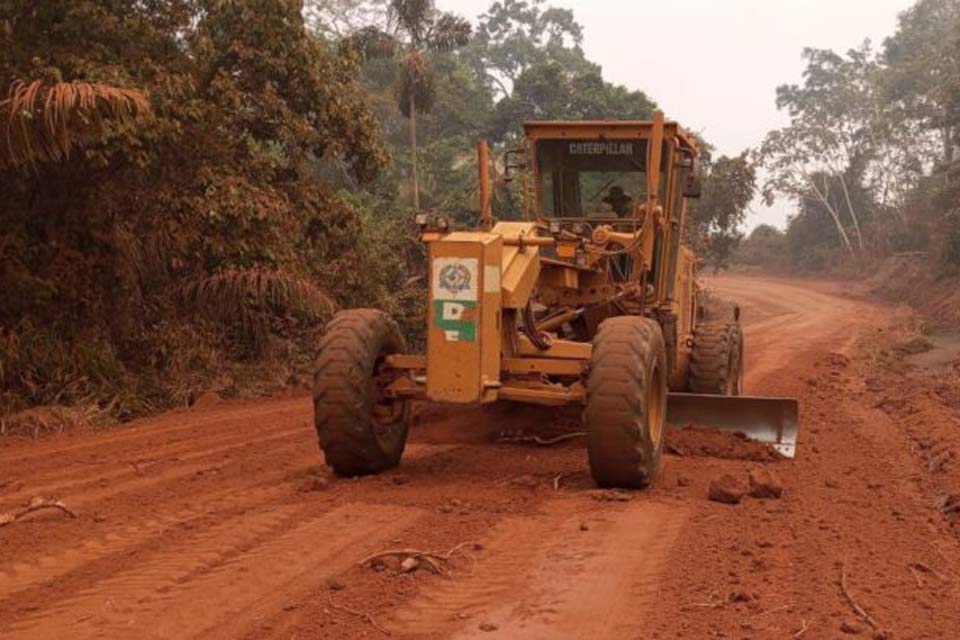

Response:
(360, 541), (481, 574)
(327, 594), (390, 636)
(908, 565), (924, 588)
(496, 431), (586, 446)
(840, 559), (879, 630)
(794, 618), (812, 638)
(909, 561), (947, 583)
(753, 604), (792, 617)
(0, 497), (77, 527)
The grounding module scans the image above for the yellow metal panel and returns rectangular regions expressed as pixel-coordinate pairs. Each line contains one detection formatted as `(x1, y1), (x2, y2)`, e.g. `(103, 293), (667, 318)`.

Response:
(385, 354), (427, 370)
(481, 237), (503, 388)
(539, 264), (579, 291)
(517, 336), (592, 360)
(502, 358), (584, 376)
(427, 240), (484, 403)
(425, 233), (502, 403)
(500, 245), (541, 309)
(492, 221), (541, 310)
(557, 242), (577, 258)
(498, 383), (585, 406)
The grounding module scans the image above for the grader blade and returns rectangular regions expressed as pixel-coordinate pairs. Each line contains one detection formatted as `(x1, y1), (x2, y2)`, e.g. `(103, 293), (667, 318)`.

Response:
(667, 393), (799, 458)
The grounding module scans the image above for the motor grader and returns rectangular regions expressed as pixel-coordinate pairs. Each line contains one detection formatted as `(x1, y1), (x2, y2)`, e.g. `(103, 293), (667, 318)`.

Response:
(313, 112), (798, 488)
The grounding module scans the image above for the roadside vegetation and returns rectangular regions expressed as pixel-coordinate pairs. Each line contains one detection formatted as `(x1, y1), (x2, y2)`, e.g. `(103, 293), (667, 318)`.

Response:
(737, 0), (960, 275)
(2, 0), (955, 428)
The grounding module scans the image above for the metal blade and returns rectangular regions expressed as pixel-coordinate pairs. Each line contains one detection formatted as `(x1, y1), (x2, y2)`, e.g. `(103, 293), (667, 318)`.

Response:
(666, 393), (799, 458)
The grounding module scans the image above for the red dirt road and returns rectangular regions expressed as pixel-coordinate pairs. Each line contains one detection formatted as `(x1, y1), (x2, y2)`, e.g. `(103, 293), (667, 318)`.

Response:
(2, 275), (960, 639)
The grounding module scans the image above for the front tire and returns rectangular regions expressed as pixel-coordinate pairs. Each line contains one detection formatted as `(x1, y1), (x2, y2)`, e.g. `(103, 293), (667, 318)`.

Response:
(585, 317), (667, 489)
(313, 310), (410, 476)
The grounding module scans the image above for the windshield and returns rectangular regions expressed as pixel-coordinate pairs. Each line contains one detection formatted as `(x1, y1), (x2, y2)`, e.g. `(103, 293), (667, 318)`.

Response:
(536, 139), (649, 220)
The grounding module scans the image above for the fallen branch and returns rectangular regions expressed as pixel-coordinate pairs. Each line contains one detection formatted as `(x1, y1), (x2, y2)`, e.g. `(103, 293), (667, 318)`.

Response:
(360, 541), (481, 575)
(684, 593), (726, 610)
(496, 432), (586, 446)
(328, 594), (390, 636)
(909, 561), (947, 583)
(753, 604), (792, 617)
(0, 497), (78, 528)
(553, 472), (572, 491)
(794, 618), (812, 638)
(441, 541), (482, 559)
(908, 565), (924, 588)
(840, 559), (879, 630)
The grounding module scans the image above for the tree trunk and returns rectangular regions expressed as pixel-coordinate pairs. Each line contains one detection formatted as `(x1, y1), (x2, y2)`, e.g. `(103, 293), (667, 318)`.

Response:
(806, 175), (853, 254)
(838, 174), (864, 251)
(409, 92), (419, 211)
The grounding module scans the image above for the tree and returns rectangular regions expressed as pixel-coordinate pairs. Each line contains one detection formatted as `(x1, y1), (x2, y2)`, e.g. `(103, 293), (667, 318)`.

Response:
(735, 224), (789, 272)
(882, 0), (960, 165)
(0, 0), (393, 416)
(468, 0), (589, 99)
(348, 0), (472, 210)
(687, 152), (757, 272)
(757, 45), (885, 256)
(490, 61), (656, 139)
(304, 0), (389, 38)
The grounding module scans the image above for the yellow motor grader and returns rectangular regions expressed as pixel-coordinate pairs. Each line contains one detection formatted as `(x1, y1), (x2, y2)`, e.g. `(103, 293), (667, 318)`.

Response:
(313, 112), (798, 488)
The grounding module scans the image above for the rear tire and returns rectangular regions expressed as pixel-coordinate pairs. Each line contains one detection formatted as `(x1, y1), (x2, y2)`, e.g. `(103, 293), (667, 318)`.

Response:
(585, 316), (667, 489)
(313, 309), (410, 476)
(688, 321), (743, 396)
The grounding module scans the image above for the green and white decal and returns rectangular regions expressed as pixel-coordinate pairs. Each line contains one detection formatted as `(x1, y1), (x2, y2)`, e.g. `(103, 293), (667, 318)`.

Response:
(432, 257), (479, 343)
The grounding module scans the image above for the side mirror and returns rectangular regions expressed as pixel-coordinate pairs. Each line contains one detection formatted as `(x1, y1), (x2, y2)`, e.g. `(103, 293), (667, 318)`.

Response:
(682, 157), (703, 199)
(503, 147), (526, 183)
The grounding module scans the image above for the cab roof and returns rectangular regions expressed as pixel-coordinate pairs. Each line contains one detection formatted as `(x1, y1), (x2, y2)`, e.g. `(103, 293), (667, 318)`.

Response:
(523, 120), (699, 153)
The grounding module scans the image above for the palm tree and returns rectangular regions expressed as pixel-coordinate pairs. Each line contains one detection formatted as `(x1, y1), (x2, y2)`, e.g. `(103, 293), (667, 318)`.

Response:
(351, 0), (471, 210)
(1, 80), (150, 169)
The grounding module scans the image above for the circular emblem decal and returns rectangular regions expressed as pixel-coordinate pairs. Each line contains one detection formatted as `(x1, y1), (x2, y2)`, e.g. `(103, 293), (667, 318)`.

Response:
(438, 263), (472, 294)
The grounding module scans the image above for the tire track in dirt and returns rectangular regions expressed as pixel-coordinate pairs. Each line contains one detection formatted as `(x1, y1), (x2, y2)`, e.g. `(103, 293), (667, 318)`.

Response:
(0, 423), (313, 508)
(390, 498), (688, 638)
(0, 444), (454, 608)
(3, 503), (424, 640)
(704, 276), (878, 392)
(0, 397), (311, 473)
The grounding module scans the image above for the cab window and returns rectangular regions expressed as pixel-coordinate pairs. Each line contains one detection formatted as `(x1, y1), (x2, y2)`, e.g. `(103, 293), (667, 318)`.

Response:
(535, 139), (650, 220)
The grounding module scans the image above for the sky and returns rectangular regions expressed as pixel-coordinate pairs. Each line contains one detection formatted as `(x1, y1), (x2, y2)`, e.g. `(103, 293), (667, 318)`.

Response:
(435, 0), (915, 230)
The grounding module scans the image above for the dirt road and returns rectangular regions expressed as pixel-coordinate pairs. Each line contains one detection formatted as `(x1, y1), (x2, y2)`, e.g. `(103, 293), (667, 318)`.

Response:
(2, 275), (960, 639)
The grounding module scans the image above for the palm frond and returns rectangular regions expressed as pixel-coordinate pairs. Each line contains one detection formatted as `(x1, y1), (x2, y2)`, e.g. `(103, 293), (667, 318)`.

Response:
(427, 13), (471, 52)
(396, 52), (436, 116)
(181, 266), (334, 327)
(1, 80), (150, 169)
(345, 25), (401, 60)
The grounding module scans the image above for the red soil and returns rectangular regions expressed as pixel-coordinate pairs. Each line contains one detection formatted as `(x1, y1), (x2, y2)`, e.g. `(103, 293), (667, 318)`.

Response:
(1, 274), (959, 639)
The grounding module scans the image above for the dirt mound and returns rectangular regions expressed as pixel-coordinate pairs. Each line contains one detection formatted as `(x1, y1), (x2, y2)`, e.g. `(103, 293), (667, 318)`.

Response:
(666, 426), (783, 462)
(707, 474), (747, 504)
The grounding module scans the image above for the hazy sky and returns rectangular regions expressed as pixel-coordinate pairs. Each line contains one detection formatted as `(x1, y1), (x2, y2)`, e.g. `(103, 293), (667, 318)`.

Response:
(435, 0), (915, 229)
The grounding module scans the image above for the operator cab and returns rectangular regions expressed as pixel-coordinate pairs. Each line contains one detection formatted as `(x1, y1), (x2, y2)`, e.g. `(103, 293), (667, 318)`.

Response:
(534, 137), (650, 226)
